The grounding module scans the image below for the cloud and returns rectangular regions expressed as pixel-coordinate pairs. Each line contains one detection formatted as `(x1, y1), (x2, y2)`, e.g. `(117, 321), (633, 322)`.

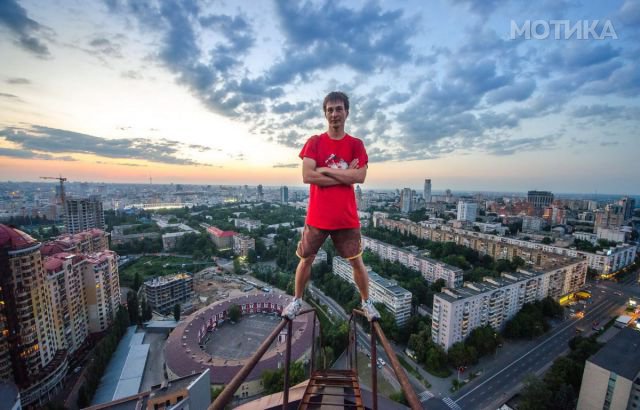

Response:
(571, 104), (640, 122)
(0, 92), (20, 99)
(271, 130), (304, 148)
(0, 125), (211, 166)
(450, 0), (503, 16)
(120, 70), (142, 80)
(486, 79), (536, 104)
(96, 160), (147, 167)
(6, 77), (30, 85)
(0, 0), (51, 57)
(600, 141), (619, 147)
(88, 37), (123, 58)
(272, 163), (299, 168)
(483, 135), (556, 156)
(0, 147), (76, 161)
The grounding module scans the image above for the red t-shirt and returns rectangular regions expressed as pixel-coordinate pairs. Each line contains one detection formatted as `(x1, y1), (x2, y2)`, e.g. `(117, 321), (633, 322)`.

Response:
(299, 133), (368, 230)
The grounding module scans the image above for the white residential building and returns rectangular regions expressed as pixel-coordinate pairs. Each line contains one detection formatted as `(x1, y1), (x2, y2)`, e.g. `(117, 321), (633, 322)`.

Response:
(522, 216), (547, 232)
(457, 201), (478, 222)
(362, 236), (463, 288)
(333, 257), (412, 326)
(431, 259), (587, 350)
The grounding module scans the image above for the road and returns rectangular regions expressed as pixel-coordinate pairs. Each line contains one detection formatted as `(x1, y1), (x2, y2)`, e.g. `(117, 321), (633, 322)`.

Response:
(453, 272), (637, 410)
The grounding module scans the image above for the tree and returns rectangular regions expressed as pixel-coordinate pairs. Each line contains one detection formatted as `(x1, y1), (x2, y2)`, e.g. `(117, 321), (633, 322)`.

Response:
(127, 291), (139, 324)
(519, 375), (552, 410)
(542, 236), (552, 245)
(173, 303), (181, 322)
(233, 257), (242, 274)
(133, 272), (142, 292)
(389, 390), (408, 405)
(228, 304), (242, 322)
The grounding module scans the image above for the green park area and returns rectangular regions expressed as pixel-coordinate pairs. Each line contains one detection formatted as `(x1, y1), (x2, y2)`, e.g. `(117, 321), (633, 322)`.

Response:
(119, 255), (214, 289)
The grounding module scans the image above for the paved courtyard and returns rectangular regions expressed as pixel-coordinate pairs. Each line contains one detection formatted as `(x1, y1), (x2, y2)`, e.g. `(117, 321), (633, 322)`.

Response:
(203, 313), (280, 360)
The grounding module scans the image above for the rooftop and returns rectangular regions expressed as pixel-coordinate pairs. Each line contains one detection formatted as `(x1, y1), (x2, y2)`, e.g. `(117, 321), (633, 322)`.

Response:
(589, 327), (640, 380)
(0, 223), (37, 251)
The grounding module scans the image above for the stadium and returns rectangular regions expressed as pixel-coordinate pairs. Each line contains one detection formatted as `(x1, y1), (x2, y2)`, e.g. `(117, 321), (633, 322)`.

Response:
(164, 292), (316, 400)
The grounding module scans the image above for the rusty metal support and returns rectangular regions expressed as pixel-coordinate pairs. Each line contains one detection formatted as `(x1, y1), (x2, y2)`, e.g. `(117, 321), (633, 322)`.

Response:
(370, 320), (378, 410)
(210, 308), (314, 410)
(372, 322), (422, 410)
(310, 312), (316, 373)
(283, 319), (293, 409)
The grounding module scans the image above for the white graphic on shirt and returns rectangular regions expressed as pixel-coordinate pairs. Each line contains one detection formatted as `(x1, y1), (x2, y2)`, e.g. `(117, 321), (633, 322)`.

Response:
(324, 154), (348, 169)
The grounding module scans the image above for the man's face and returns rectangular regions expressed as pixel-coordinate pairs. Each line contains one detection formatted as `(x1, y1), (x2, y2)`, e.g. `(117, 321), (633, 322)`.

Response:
(324, 100), (348, 130)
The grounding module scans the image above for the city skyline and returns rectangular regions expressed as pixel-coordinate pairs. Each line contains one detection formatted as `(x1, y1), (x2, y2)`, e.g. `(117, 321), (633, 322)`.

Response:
(1, 1), (639, 193)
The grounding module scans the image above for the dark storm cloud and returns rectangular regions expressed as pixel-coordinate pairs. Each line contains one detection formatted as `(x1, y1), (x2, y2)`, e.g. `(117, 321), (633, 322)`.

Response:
(0, 0), (51, 57)
(0, 125), (210, 166)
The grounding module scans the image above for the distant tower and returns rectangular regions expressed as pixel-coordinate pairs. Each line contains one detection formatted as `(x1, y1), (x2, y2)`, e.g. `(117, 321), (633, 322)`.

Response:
(424, 179), (432, 203)
(257, 184), (264, 201)
(356, 185), (363, 210)
(280, 186), (289, 203)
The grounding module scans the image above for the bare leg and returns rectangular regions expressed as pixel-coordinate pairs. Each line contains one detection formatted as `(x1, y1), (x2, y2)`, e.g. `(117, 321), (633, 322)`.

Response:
(349, 256), (369, 301)
(294, 255), (315, 299)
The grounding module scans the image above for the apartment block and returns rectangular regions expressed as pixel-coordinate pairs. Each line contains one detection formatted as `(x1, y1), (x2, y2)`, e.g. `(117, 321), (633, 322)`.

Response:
(233, 234), (255, 257)
(362, 236), (463, 288)
(577, 328), (640, 410)
(65, 196), (105, 234)
(0, 225), (69, 407)
(144, 273), (194, 315)
(375, 215), (637, 274)
(44, 253), (89, 354)
(431, 259), (586, 350)
(83, 251), (121, 332)
(333, 257), (412, 326)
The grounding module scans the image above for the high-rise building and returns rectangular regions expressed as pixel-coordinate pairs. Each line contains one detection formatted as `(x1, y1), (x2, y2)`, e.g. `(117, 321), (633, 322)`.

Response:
(400, 188), (413, 213)
(83, 251), (121, 333)
(44, 253), (89, 354)
(0, 225), (69, 407)
(424, 179), (432, 203)
(527, 190), (554, 209)
(457, 200), (478, 222)
(65, 195), (105, 234)
(595, 204), (625, 229)
(280, 186), (289, 203)
(257, 184), (264, 201)
(577, 328), (640, 410)
(617, 196), (636, 222)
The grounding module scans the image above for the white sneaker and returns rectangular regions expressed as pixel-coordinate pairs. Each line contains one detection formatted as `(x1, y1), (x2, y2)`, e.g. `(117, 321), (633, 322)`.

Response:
(361, 299), (380, 321)
(281, 298), (302, 320)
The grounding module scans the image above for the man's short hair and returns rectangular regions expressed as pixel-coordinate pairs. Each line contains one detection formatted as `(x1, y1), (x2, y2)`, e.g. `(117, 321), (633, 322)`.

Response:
(323, 91), (349, 113)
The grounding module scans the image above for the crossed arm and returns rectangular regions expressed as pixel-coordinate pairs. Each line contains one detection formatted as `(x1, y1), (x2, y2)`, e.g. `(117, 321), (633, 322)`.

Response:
(302, 157), (367, 187)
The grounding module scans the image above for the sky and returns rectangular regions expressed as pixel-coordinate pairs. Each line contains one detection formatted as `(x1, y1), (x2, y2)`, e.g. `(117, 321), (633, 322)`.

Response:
(0, 0), (639, 194)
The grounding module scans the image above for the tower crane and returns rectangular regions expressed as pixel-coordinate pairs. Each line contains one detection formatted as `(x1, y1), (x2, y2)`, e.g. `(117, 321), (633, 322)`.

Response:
(40, 176), (68, 233)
